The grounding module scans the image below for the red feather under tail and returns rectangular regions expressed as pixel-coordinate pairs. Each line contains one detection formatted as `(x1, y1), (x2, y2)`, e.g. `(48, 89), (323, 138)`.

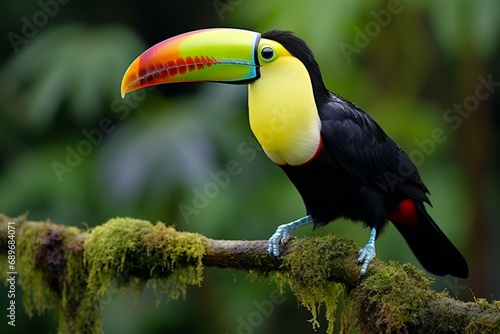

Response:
(390, 200), (468, 278)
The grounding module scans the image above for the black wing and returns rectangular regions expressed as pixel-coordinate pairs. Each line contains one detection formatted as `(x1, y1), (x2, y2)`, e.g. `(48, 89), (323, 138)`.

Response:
(319, 93), (430, 204)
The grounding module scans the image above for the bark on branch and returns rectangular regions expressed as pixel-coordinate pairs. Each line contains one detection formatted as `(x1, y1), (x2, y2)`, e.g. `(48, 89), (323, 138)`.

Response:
(0, 215), (498, 334)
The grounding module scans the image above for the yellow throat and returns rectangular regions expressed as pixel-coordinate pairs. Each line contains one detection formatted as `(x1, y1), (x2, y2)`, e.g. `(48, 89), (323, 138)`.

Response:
(248, 53), (321, 166)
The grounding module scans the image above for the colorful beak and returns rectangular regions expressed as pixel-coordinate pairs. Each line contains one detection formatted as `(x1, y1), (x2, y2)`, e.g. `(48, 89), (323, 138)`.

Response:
(121, 28), (261, 98)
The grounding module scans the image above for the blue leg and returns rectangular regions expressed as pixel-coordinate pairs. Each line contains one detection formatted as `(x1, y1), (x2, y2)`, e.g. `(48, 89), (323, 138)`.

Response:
(268, 215), (313, 257)
(358, 227), (377, 276)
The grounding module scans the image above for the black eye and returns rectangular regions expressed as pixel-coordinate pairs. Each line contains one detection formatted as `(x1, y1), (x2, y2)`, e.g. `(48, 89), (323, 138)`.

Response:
(261, 47), (274, 60)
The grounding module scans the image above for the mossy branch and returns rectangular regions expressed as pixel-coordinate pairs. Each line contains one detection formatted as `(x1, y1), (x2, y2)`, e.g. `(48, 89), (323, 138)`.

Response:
(1, 215), (499, 334)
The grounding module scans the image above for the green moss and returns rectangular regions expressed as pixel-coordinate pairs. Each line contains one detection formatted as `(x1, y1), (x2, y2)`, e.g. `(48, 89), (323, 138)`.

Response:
(281, 234), (354, 334)
(17, 221), (55, 316)
(84, 217), (150, 298)
(17, 222), (80, 314)
(84, 218), (205, 302)
(141, 221), (205, 302)
(63, 233), (102, 334)
(9, 217), (205, 334)
(15, 221), (91, 333)
(464, 299), (500, 333)
(268, 271), (289, 296)
(345, 261), (435, 333)
(472, 298), (500, 312)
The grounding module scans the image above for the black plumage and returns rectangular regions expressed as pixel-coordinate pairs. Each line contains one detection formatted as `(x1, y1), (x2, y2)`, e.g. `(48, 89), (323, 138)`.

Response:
(264, 30), (468, 278)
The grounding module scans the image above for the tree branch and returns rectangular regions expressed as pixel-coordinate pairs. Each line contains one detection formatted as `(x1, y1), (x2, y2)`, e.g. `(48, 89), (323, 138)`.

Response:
(0, 215), (498, 334)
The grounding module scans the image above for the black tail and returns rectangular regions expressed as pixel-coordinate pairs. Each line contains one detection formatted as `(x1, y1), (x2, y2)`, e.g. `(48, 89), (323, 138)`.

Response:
(392, 202), (468, 278)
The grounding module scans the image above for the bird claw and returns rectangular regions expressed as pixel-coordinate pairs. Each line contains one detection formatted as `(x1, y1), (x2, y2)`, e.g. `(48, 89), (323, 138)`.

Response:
(268, 216), (313, 257)
(358, 245), (376, 276)
(268, 224), (292, 257)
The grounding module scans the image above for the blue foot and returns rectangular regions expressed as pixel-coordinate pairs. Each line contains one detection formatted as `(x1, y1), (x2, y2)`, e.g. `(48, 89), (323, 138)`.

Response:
(358, 227), (377, 276)
(268, 215), (313, 257)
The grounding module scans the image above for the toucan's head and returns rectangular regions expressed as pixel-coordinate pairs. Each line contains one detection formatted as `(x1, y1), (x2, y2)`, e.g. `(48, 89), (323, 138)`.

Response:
(121, 28), (328, 102)
(121, 28), (329, 165)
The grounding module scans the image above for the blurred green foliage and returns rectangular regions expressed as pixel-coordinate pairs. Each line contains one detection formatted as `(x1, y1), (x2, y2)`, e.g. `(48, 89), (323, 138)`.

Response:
(1, 0), (499, 333)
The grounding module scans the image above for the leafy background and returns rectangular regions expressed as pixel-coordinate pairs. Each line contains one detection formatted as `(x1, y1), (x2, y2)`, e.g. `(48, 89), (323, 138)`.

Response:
(1, 0), (499, 333)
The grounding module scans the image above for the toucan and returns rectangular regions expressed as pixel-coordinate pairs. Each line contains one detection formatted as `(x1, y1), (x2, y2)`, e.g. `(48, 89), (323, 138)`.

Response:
(121, 28), (468, 278)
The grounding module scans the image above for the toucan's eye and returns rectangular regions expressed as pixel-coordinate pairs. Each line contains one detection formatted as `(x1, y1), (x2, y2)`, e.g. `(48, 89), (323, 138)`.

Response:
(261, 47), (274, 60)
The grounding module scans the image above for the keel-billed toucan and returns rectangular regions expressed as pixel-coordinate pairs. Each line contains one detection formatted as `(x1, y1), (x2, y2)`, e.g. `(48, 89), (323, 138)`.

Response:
(121, 28), (468, 278)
